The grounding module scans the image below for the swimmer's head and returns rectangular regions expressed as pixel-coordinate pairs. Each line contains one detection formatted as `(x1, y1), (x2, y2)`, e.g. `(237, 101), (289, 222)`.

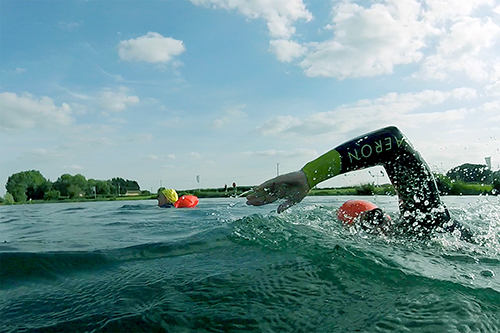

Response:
(159, 188), (178, 204)
(337, 200), (378, 225)
(337, 200), (391, 233)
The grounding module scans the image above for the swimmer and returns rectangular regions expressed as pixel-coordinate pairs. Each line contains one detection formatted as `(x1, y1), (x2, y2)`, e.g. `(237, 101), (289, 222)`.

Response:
(246, 126), (474, 242)
(158, 188), (199, 208)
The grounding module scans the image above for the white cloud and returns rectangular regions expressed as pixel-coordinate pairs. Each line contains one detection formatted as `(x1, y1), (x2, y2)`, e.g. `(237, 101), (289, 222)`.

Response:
(485, 81), (500, 96)
(108, 117), (129, 124)
(190, 0), (500, 82)
(66, 164), (84, 170)
(477, 101), (500, 123)
(58, 21), (82, 30)
(452, 87), (477, 100)
(0, 92), (74, 131)
(241, 148), (317, 158)
(213, 106), (247, 128)
(418, 16), (500, 81)
(404, 108), (470, 126)
(269, 39), (307, 62)
(99, 87), (139, 112)
(253, 0), (500, 82)
(423, 0), (495, 22)
(159, 117), (182, 128)
(189, 0), (312, 39)
(19, 148), (63, 163)
(189, 152), (202, 159)
(161, 164), (176, 169)
(130, 133), (153, 142)
(118, 32), (185, 63)
(301, 0), (432, 78)
(254, 89), (475, 138)
(254, 115), (302, 136)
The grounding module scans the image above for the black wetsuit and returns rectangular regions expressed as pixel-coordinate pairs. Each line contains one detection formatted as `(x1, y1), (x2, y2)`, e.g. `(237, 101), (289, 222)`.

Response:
(303, 126), (473, 241)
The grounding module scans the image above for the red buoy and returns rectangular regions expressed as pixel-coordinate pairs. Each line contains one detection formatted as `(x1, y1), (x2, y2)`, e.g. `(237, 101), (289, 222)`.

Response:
(174, 195), (199, 208)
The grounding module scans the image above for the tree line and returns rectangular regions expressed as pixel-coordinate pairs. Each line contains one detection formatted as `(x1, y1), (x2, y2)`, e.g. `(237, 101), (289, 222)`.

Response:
(3, 170), (142, 203)
(435, 163), (500, 195)
(2, 163), (499, 204)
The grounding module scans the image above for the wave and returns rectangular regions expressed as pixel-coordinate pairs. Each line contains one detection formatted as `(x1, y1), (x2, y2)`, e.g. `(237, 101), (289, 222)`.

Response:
(228, 207), (500, 292)
(60, 206), (88, 212)
(0, 217), (21, 224)
(0, 226), (232, 287)
(0, 251), (110, 284)
(119, 203), (155, 210)
(2, 201), (498, 291)
(2, 202), (499, 333)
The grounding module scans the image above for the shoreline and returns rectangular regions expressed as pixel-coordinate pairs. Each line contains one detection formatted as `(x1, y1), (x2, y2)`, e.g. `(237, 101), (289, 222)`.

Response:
(2, 183), (496, 206)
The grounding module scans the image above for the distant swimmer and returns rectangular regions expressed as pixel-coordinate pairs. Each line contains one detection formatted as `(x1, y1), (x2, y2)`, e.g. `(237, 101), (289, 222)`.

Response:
(246, 126), (474, 242)
(158, 188), (199, 208)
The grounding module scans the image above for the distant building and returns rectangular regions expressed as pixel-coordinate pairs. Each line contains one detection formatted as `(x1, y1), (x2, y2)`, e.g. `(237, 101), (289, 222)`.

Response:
(125, 190), (141, 196)
(485, 157), (491, 169)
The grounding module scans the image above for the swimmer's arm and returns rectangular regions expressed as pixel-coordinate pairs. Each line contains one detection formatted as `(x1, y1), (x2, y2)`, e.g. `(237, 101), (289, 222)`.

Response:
(302, 126), (407, 188)
(247, 126), (404, 212)
(246, 170), (310, 213)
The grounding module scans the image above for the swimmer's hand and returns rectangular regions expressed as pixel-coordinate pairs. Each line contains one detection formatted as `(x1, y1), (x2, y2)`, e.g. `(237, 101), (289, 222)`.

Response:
(246, 170), (310, 213)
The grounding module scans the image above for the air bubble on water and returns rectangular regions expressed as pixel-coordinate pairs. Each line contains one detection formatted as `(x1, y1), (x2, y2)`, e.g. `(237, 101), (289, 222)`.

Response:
(480, 269), (494, 277)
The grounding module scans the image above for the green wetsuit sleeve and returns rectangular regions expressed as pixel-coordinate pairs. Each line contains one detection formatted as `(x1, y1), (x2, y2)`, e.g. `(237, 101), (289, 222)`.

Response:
(301, 126), (406, 188)
(301, 149), (342, 188)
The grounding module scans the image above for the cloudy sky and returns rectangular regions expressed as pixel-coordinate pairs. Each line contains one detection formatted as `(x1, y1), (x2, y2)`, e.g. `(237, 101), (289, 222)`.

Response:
(1, 0), (500, 195)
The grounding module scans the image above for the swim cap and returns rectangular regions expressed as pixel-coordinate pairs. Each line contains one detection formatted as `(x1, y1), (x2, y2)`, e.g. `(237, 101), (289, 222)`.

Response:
(160, 188), (178, 204)
(337, 200), (378, 225)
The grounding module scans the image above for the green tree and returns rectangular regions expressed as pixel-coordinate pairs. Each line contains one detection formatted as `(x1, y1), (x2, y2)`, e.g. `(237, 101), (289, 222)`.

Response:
(95, 180), (111, 195)
(53, 174), (88, 198)
(492, 170), (500, 194)
(446, 163), (492, 183)
(44, 190), (60, 201)
(68, 184), (83, 198)
(2, 192), (15, 205)
(356, 182), (375, 195)
(5, 171), (143, 202)
(433, 173), (452, 195)
(73, 174), (88, 193)
(87, 179), (111, 196)
(5, 170), (49, 202)
(124, 179), (140, 191)
(110, 177), (140, 195)
(53, 174), (73, 197)
(87, 179), (97, 196)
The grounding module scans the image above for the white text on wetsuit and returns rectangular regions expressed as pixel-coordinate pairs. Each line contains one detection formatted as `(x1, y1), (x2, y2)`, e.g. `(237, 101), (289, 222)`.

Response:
(347, 136), (406, 163)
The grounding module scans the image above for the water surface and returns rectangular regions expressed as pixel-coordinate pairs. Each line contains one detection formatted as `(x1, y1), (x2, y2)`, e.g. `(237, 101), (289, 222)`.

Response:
(1, 196), (499, 332)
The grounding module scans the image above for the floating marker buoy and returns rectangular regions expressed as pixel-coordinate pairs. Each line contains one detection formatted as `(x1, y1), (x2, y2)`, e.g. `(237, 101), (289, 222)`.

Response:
(174, 195), (199, 208)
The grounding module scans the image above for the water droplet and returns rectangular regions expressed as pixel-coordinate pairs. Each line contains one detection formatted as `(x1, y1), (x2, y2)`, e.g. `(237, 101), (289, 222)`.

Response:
(480, 270), (494, 277)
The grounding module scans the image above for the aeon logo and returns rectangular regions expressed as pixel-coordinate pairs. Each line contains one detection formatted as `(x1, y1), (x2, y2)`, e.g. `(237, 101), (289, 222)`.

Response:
(347, 136), (407, 163)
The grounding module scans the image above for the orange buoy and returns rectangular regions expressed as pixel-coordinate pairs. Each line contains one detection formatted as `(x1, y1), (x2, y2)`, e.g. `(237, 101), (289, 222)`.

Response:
(174, 195), (199, 208)
(337, 200), (378, 225)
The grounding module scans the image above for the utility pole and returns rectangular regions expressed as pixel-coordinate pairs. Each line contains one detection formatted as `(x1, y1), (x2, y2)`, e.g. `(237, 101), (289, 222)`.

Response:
(369, 170), (384, 186)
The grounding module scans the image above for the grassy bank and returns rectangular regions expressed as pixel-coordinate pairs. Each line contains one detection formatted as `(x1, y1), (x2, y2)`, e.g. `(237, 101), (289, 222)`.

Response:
(2, 182), (497, 206)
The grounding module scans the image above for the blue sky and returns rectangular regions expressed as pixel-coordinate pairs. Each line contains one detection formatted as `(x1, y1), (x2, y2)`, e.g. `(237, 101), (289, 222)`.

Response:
(1, 0), (500, 195)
